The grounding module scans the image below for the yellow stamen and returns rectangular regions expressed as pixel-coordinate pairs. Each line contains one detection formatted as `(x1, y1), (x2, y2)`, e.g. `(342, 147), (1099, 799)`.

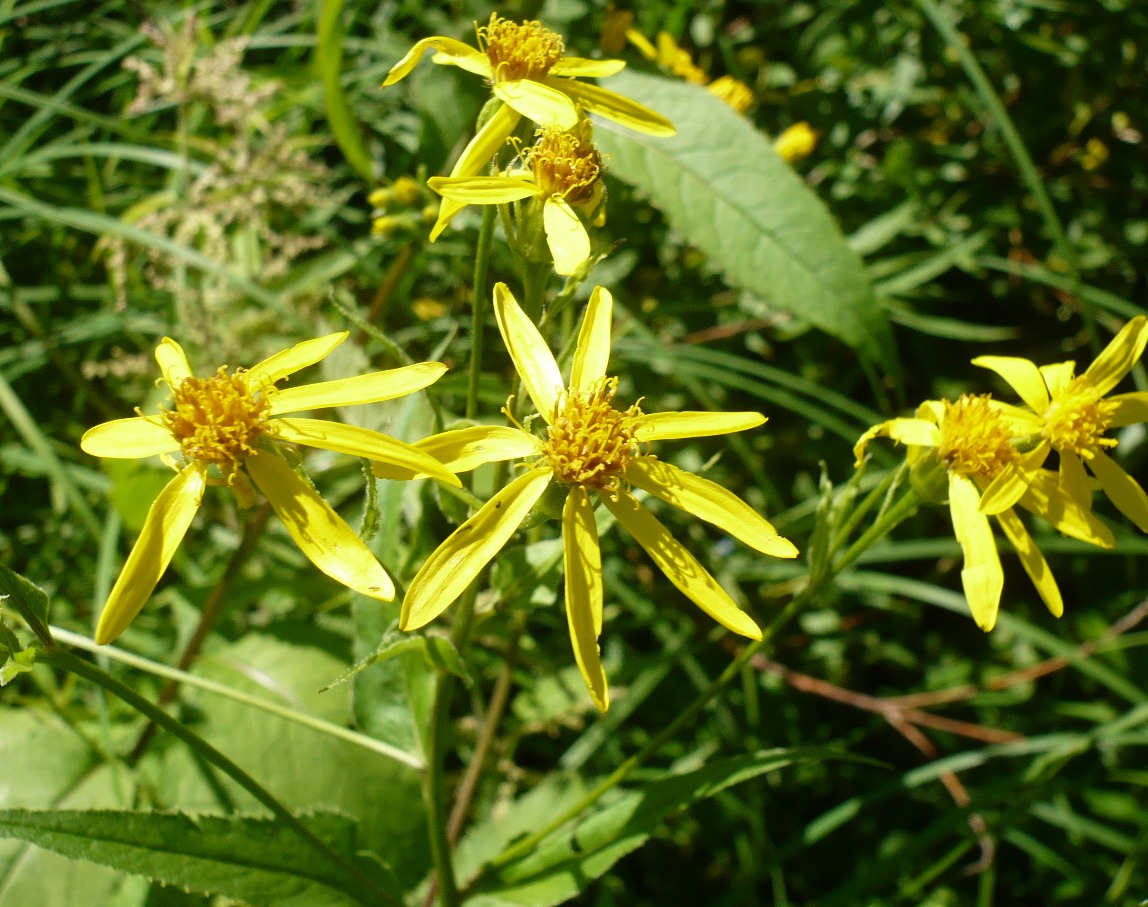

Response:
(477, 14), (564, 83)
(1043, 380), (1118, 457)
(935, 394), (1018, 479)
(527, 128), (601, 204)
(161, 368), (270, 469)
(541, 376), (642, 489)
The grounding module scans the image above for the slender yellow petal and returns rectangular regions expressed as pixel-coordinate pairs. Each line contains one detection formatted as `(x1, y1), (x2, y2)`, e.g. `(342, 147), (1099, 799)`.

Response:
(978, 443), (1049, 515)
(625, 458), (798, 558)
(493, 282), (563, 420)
(248, 333), (348, 390)
(430, 198), (469, 241)
(95, 465), (205, 644)
(1039, 361), (1076, 398)
(1058, 448), (1093, 510)
(603, 490), (761, 640)
(269, 362), (447, 415)
(1089, 448), (1148, 532)
(971, 355), (1050, 413)
(564, 486), (609, 711)
(382, 36), (490, 86)
(1081, 316), (1148, 396)
(493, 79), (580, 130)
(447, 103), (521, 179)
(1018, 470), (1115, 549)
(81, 417), (180, 459)
(246, 451), (394, 601)
(995, 508), (1063, 618)
(427, 175), (542, 204)
(551, 78), (676, 136)
(552, 57), (626, 78)
(853, 417), (940, 467)
(542, 196), (591, 276)
(570, 286), (613, 392)
(1106, 391), (1148, 428)
(948, 472), (1003, 632)
(155, 337), (192, 388)
(423, 425), (540, 473)
(626, 30), (658, 61)
(272, 418), (461, 487)
(992, 400), (1043, 433)
(635, 411), (764, 443)
(401, 467), (553, 630)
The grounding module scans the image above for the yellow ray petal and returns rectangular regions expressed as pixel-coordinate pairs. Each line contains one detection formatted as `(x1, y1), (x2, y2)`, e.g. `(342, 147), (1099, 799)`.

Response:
(603, 490), (762, 639)
(853, 417), (939, 466)
(542, 196), (591, 276)
(1058, 449), (1093, 510)
(564, 486), (609, 711)
(401, 467), (553, 630)
(570, 286), (613, 392)
(272, 418), (461, 487)
(430, 197), (469, 241)
(81, 417), (180, 459)
(448, 103), (521, 179)
(550, 78), (676, 136)
(372, 426), (539, 480)
(948, 472), (1003, 631)
(971, 355), (1050, 413)
(428, 175), (542, 204)
(1018, 470), (1115, 549)
(1089, 448), (1148, 532)
(995, 508), (1063, 618)
(493, 282), (563, 420)
(551, 57), (626, 78)
(625, 457), (798, 558)
(247, 333), (348, 391)
(493, 79), (580, 130)
(978, 442), (1049, 515)
(1106, 391), (1148, 428)
(268, 362), (447, 415)
(1081, 316), (1148, 396)
(95, 464), (205, 644)
(1039, 361), (1076, 398)
(246, 450), (394, 601)
(635, 411), (764, 443)
(383, 36), (490, 86)
(155, 337), (193, 388)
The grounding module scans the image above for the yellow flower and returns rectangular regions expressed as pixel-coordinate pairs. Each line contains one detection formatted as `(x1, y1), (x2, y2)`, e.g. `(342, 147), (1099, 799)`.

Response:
(773, 122), (819, 162)
(427, 126), (603, 274)
(394, 284), (797, 711)
(855, 394), (1114, 632)
(973, 316), (1148, 531)
(80, 333), (460, 644)
(626, 29), (754, 113)
(707, 75), (754, 114)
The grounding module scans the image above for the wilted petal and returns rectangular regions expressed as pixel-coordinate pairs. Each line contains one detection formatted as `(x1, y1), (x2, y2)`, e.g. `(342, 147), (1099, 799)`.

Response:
(948, 472), (1003, 632)
(636, 411), (764, 443)
(1081, 316), (1148, 397)
(383, 36), (490, 86)
(542, 196), (591, 276)
(564, 486), (609, 711)
(95, 465), (205, 644)
(155, 337), (192, 388)
(269, 362), (447, 414)
(494, 79), (580, 130)
(1090, 448), (1148, 532)
(428, 175), (541, 204)
(401, 467), (552, 630)
(553, 78), (676, 136)
(570, 286), (613, 392)
(995, 508), (1063, 618)
(552, 57), (626, 77)
(246, 451), (394, 601)
(81, 417), (180, 459)
(248, 333), (348, 391)
(971, 355), (1050, 413)
(603, 490), (762, 640)
(493, 283), (564, 420)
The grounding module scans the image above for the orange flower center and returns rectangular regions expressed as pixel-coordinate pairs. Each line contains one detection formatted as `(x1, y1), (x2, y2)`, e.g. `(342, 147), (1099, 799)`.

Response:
(1042, 379), (1116, 456)
(528, 128), (601, 204)
(477, 14), (564, 83)
(935, 394), (1018, 479)
(161, 368), (270, 468)
(540, 376), (642, 488)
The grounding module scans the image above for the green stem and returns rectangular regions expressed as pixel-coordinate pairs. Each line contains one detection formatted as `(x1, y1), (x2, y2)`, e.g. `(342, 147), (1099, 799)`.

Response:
(39, 647), (399, 907)
(467, 204), (497, 422)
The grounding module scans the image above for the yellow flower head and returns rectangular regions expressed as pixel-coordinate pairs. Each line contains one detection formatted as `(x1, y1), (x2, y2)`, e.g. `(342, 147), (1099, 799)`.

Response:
(773, 122), (819, 162)
(390, 284), (797, 711)
(627, 29), (753, 114)
(973, 316), (1148, 532)
(81, 333), (460, 644)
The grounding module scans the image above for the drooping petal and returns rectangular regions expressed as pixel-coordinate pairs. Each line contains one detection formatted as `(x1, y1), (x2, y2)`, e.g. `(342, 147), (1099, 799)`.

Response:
(1039, 361), (1076, 399)
(1058, 448), (1093, 510)
(550, 78), (676, 136)
(563, 486), (609, 711)
(915, 399), (946, 425)
(551, 57), (626, 78)
(247, 333), (348, 391)
(446, 103), (522, 180)
(272, 418), (460, 487)
(570, 286), (613, 392)
(948, 472), (1003, 632)
(428, 175), (542, 204)
(246, 450), (394, 601)
(635, 411), (764, 443)
(95, 464), (205, 644)
(1081, 316), (1148, 397)
(382, 36), (490, 87)
(853, 417), (940, 467)
(978, 442), (1050, 515)
(430, 198), (469, 241)
(269, 362), (447, 415)
(493, 79), (580, 130)
(81, 417), (180, 459)
(625, 458), (798, 558)
(155, 337), (193, 388)
(1018, 470), (1115, 549)
(1106, 391), (1148, 428)
(603, 489), (762, 640)
(401, 467), (553, 630)
(493, 283), (564, 420)
(542, 196), (591, 276)
(971, 355), (1050, 413)
(1089, 448), (1148, 532)
(995, 508), (1063, 618)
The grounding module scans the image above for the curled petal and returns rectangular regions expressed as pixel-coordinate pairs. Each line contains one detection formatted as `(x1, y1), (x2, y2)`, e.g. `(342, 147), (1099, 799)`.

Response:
(995, 508), (1063, 618)
(155, 338), (193, 388)
(603, 490), (761, 640)
(978, 442), (1050, 515)
(493, 283), (564, 420)
(269, 362), (447, 414)
(550, 78), (676, 136)
(1039, 362), (1076, 399)
(564, 487), (609, 711)
(95, 465), (205, 644)
(428, 175), (541, 204)
(635, 411), (764, 443)
(570, 286), (613, 392)
(246, 451), (394, 601)
(1018, 470), (1115, 549)
(383, 36), (490, 86)
(552, 57), (626, 78)
(1090, 448), (1148, 532)
(401, 467), (553, 630)
(81, 417), (180, 459)
(948, 472), (1003, 632)
(248, 333), (348, 391)
(853, 417), (939, 467)
(430, 198), (469, 241)
(493, 79), (580, 130)
(1082, 316), (1148, 397)
(542, 196), (591, 276)
(625, 458), (797, 558)
(972, 355), (1050, 413)
(1106, 391), (1148, 428)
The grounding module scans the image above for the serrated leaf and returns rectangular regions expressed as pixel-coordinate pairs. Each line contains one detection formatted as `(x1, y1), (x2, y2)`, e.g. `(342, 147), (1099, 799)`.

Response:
(0, 562), (51, 645)
(594, 71), (895, 374)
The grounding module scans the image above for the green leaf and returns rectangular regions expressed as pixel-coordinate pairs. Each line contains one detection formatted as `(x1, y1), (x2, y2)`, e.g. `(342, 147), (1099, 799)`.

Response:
(0, 562), (51, 646)
(594, 71), (896, 374)
(315, 0), (374, 181)
(0, 809), (366, 906)
(322, 627), (470, 692)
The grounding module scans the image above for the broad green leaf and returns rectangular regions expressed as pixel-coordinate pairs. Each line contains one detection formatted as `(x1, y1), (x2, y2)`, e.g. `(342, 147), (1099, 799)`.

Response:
(594, 71), (896, 374)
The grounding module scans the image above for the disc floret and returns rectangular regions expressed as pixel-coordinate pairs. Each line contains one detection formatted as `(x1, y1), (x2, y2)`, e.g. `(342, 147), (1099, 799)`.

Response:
(1042, 380), (1116, 458)
(160, 368), (271, 469)
(477, 14), (564, 83)
(540, 376), (642, 489)
(528, 128), (602, 205)
(935, 394), (1018, 479)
